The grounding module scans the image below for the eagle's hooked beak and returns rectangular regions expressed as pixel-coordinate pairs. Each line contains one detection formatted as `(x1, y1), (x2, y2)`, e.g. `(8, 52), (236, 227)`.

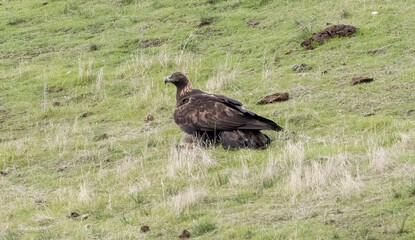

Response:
(164, 77), (170, 84)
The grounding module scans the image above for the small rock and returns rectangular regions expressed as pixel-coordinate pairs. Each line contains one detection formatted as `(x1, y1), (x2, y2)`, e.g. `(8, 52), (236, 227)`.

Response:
(367, 49), (378, 55)
(0, 167), (9, 175)
(325, 219), (336, 225)
(350, 77), (373, 85)
(258, 93), (289, 105)
(292, 64), (312, 72)
(56, 164), (68, 172)
(273, 110), (278, 117)
(284, 49), (296, 55)
(179, 230), (191, 239)
(140, 225), (150, 233)
(371, 11), (378, 15)
(81, 214), (89, 220)
(35, 199), (46, 204)
(144, 114), (154, 123)
(139, 25), (149, 31)
(80, 112), (92, 118)
(198, 17), (214, 27)
(70, 212), (80, 218)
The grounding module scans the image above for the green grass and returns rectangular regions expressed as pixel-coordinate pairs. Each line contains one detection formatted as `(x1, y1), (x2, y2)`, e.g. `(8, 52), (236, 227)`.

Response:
(1, 0), (415, 239)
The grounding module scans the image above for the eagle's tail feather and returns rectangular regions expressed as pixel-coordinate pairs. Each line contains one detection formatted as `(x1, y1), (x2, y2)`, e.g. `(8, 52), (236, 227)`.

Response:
(239, 117), (283, 131)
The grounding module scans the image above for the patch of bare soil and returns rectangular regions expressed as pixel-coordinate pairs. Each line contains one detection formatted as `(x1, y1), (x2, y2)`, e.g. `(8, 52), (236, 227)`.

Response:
(292, 63), (312, 72)
(258, 92), (289, 104)
(198, 16), (214, 27)
(140, 39), (165, 48)
(46, 86), (64, 93)
(246, 20), (261, 28)
(139, 25), (149, 31)
(179, 230), (191, 238)
(350, 77), (373, 85)
(364, 112), (376, 117)
(55, 28), (71, 34)
(55, 163), (69, 172)
(0, 109), (12, 124)
(195, 27), (222, 37)
(35, 199), (46, 204)
(301, 24), (357, 50)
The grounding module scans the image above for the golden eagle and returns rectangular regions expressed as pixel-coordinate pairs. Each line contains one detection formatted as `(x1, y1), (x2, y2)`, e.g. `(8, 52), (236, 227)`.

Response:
(165, 72), (283, 149)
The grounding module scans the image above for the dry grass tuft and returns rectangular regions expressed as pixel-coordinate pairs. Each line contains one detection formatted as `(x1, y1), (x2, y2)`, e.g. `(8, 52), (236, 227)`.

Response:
(339, 170), (362, 197)
(167, 145), (216, 178)
(263, 141), (363, 198)
(78, 58), (94, 84)
(205, 57), (239, 91)
(170, 186), (206, 214)
(78, 181), (92, 203)
(368, 147), (394, 172)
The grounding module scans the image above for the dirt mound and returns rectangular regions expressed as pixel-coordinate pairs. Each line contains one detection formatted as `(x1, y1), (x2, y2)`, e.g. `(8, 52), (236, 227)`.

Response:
(257, 92), (289, 105)
(301, 24), (357, 50)
(144, 114), (154, 123)
(179, 230), (191, 238)
(350, 77), (373, 85)
(140, 225), (150, 233)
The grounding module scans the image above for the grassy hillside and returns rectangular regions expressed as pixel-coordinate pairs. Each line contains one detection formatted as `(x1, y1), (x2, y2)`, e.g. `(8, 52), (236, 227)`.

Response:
(1, 0), (415, 239)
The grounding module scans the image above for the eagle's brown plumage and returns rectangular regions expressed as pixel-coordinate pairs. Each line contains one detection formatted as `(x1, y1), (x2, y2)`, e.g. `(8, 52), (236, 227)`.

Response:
(165, 72), (283, 149)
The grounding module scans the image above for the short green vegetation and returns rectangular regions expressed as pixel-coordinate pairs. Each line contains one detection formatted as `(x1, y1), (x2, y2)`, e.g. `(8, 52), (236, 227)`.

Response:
(1, 0), (415, 239)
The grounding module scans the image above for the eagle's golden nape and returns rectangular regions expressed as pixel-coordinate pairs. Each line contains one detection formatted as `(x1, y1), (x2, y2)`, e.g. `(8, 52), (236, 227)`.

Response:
(165, 72), (283, 149)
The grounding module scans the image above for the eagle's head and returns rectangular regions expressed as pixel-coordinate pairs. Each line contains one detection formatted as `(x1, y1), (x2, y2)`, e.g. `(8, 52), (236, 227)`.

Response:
(164, 72), (190, 88)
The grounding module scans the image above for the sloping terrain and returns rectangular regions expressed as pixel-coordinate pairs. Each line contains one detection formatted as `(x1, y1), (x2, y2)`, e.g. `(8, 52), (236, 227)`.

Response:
(1, 0), (415, 239)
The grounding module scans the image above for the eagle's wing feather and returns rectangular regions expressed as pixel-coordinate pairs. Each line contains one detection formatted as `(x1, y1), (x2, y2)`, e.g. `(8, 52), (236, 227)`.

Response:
(174, 93), (282, 134)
